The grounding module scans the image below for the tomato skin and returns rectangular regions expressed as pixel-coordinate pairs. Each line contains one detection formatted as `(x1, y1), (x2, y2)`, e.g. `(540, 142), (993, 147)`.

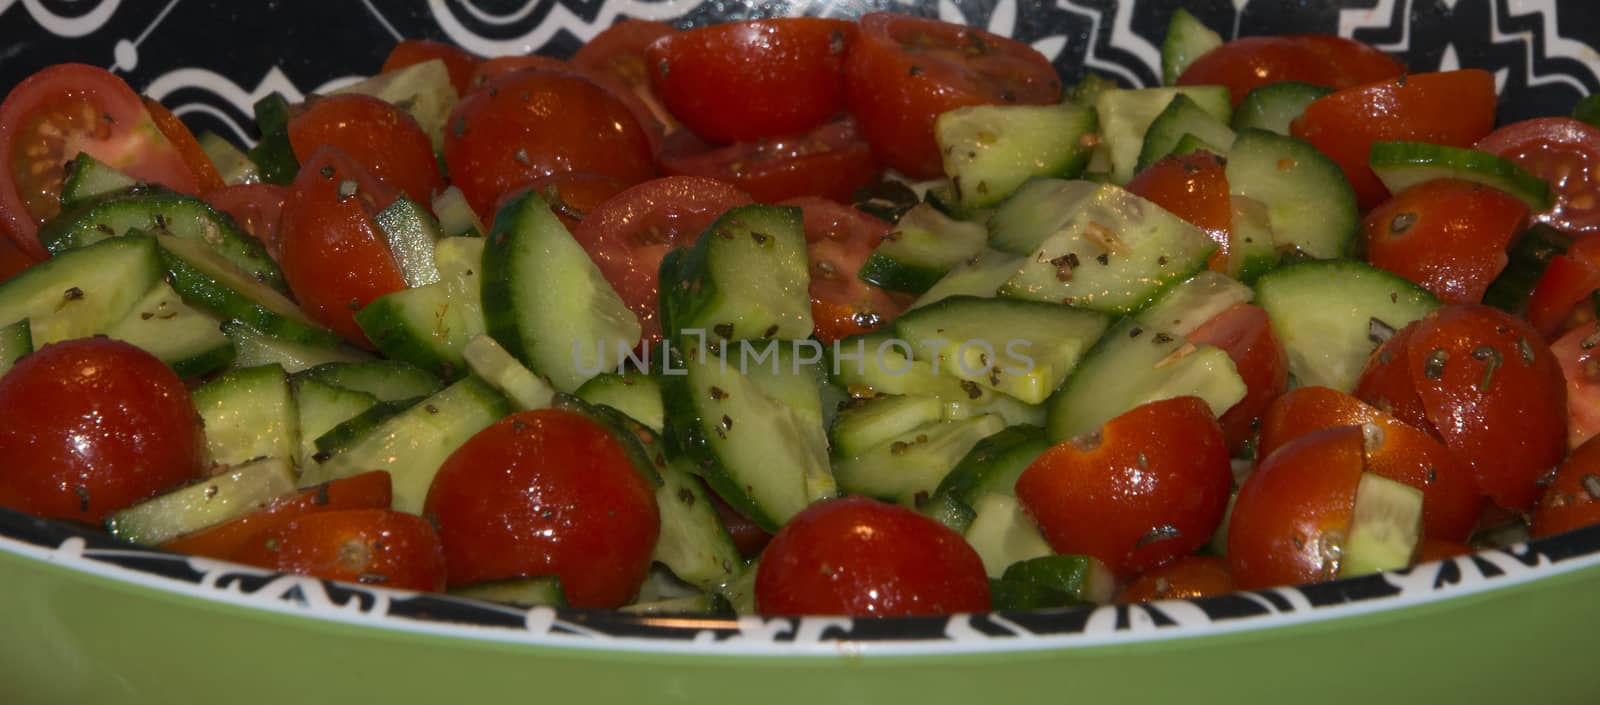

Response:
(1258, 386), (1481, 541)
(288, 93), (443, 205)
(1292, 70), (1498, 210)
(707, 487), (772, 559)
(279, 146), (407, 347)
(1362, 179), (1528, 304)
(844, 13), (1061, 179)
(1477, 118), (1600, 237)
(0, 339), (205, 522)
(571, 176), (753, 343)
(163, 470), (392, 560)
(1176, 35), (1405, 105)
(1550, 321), (1600, 449)
(781, 197), (910, 343)
(141, 96), (224, 195)
(0, 234), (40, 283)
(1532, 434), (1600, 538)
(1118, 555), (1234, 604)
(444, 68), (655, 219)
(1125, 152), (1232, 272)
(657, 118), (881, 204)
(204, 184), (288, 263)
(526, 171), (627, 234)
(755, 496), (991, 616)
(1185, 303), (1290, 454)
(229, 509), (446, 593)
(1416, 538), (1473, 563)
(573, 19), (681, 147)
(382, 40), (481, 97)
(1227, 426), (1365, 591)
(1015, 397), (1233, 576)
(1527, 238), (1600, 339)
(424, 408), (660, 609)
(0, 64), (200, 258)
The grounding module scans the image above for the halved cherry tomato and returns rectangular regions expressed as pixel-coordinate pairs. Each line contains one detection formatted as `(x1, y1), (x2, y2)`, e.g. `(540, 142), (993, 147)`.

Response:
(573, 19), (681, 147)
(755, 496), (990, 616)
(1532, 434), (1600, 538)
(844, 12), (1061, 179)
(1016, 396), (1233, 576)
(1176, 35), (1405, 105)
(288, 93), (443, 205)
(1118, 555), (1234, 604)
(647, 18), (854, 144)
(278, 146), (406, 346)
(526, 171), (627, 233)
(1361, 179), (1528, 304)
(163, 471), (393, 560)
(0, 338), (205, 523)
(382, 39), (481, 96)
(467, 55), (572, 89)
(1292, 70), (1497, 209)
(1125, 151), (1232, 272)
(141, 96), (224, 194)
(204, 183), (288, 263)
(0, 64), (200, 257)
(444, 68), (655, 219)
(424, 408), (659, 608)
(1258, 386), (1482, 541)
(658, 118), (880, 204)
(229, 509), (446, 592)
(1549, 321), (1600, 449)
(707, 487), (771, 559)
(1186, 303), (1289, 453)
(1477, 118), (1600, 237)
(1416, 538), (1473, 563)
(781, 197), (910, 343)
(0, 234), (40, 283)
(1527, 236), (1600, 339)
(1227, 425), (1365, 590)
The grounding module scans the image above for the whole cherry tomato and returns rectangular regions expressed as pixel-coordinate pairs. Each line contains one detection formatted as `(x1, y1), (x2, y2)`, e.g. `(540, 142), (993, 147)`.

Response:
(467, 55), (572, 90)
(288, 93), (443, 205)
(229, 509), (446, 592)
(1362, 179), (1528, 304)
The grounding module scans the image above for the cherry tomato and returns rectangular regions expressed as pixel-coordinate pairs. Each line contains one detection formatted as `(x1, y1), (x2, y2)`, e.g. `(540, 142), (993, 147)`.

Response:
(288, 93), (443, 205)
(1176, 35), (1405, 105)
(1477, 118), (1600, 236)
(1015, 396), (1233, 576)
(755, 496), (990, 616)
(1417, 538), (1473, 563)
(0, 64), (200, 258)
(0, 338), (204, 522)
(163, 470), (393, 560)
(1292, 70), (1497, 210)
(648, 18), (853, 145)
(1185, 302), (1289, 454)
(141, 96), (224, 195)
(1532, 434), (1600, 538)
(658, 118), (881, 205)
(526, 171), (627, 233)
(1527, 236), (1600, 339)
(571, 176), (752, 343)
(229, 509), (446, 592)
(204, 183), (288, 263)
(707, 487), (771, 559)
(1118, 555), (1234, 604)
(424, 408), (659, 608)
(1257, 386), (1481, 541)
(444, 68), (655, 219)
(1125, 151), (1232, 272)
(781, 197), (910, 343)
(1227, 425), (1365, 590)
(1354, 304), (1568, 511)
(382, 39), (481, 97)
(279, 146), (406, 347)
(467, 55), (572, 89)
(1362, 179), (1528, 304)
(1550, 321), (1600, 449)
(0, 234), (40, 283)
(844, 12), (1062, 179)
(573, 19), (681, 146)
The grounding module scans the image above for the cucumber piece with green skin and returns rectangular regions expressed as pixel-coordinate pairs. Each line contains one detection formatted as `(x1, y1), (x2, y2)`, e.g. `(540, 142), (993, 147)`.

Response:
(356, 235), (486, 380)
(832, 414), (1007, 506)
(481, 192), (640, 392)
(987, 178), (1102, 256)
(40, 188), (286, 293)
(989, 577), (1080, 610)
(246, 93), (298, 186)
(103, 281), (234, 378)
(156, 231), (340, 347)
(659, 204), (813, 344)
(198, 131), (259, 186)
(1000, 554), (1116, 604)
(1226, 128), (1359, 259)
(464, 334), (556, 412)
(292, 360), (442, 403)
(941, 387), (1045, 426)
(431, 185), (484, 238)
(332, 59), (459, 154)
(922, 182), (994, 223)
(919, 490), (978, 534)
(1368, 141), (1554, 211)
(0, 320), (31, 376)
(60, 152), (137, 209)
(1575, 94), (1600, 129)
(653, 456), (745, 592)
(105, 458), (297, 546)
(893, 295), (1113, 404)
(660, 346), (834, 532)
(716, 557), (760, 616)
(299, 376), (510, 514)
(450, 577), (566, 608)
(1232, 81), (1332, 135)
(576, 370), (661, 432)
(313, 397), (419, 458)
(740, 340), (831, 430)
(935, 101), (1098, 210)
(193, 364), (299, 467)
(1253, 259), (1440, 392)
(1160, 8), (1223, 86)
(0, 233), (161, 347)
(1483, 225), (1573, 314)
(621, 592), (732, 616)
(1137, 94), (1237, 171)
(1064, 72), (1119, 107)
(1046, 316), (1247, 442)
(1094, 85), (1232, 184)
(829, 329), (997, 403)
(547, 393), (664, 488)
(1169, 132), (1223, 158)
(1339, 472), (1425, 578)
(291, 376), (379, 467)
(1226, 195), (1282, 284)
(964, 493), (1054, 578)
(1135, 269), (1254, 338)
(996, 181), (1218, 315)
(223, 320), (370, 374)
(375, 197), (444, 288)
(829, 394), (946, 458)
(858, 203), (989, 294)
(930, 424), (1052, 507)
(908, 248), (1023, 311)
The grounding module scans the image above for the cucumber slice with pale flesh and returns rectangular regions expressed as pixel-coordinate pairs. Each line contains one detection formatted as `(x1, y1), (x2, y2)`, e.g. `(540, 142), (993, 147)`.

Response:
(1095, 85), (1232, 184)
(964, 493), (1054, 578)
(1160, 8), (1223, 86)
(858, 203), (989, 294)
(1226, 128), (1359, 259)
(935, 102), (1098, 210)
(464, 334), (556, 412)
(1233, 81), (1332, 135)
(1138, 94), (1236, 171)
(1339, 471), (1424, 578)
(105, 458), (297, 546)
(1368, 141), (1553, 211)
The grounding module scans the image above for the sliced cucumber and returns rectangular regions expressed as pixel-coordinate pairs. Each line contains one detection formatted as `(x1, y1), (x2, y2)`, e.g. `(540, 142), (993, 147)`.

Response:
(575, 370), (661, 432)
(1000, 554), (1116, 605)
(929, 425), (1052, 507)
(1339, 472), (1424, 578)
(833, 415), (1008, 506)
(432, 185), (485, 238)
(1094, 85), (1232, 184)
(105, 458), (296, 546)
(1137, 94), (1236, 171)
(1064, 72), (1119, 107)
(935, 101), (1098, 210)
(893, 296), (1112, 403)
(659, 204), (812, 343)
(653, 458), (744, 592)
(941, 387), (1045, 427)
(224, 320), (370, 374)
(1483, 225), (1573, 314)
(332, 58), (459, 154)
(1170, 133), (1223, 157)
(741, 340), (832, 430)
(1232, 81), (1332, 135)
(1135, 269), (1254, 338)
(246, 93), (298, 186)
(60, 152), (137, 209)
(290, 377), (380, 467)
(858, 203), (989, 294)
(357, 235), (486, 379)
(919, 491), (979, 533)
(829, 395), (947, 458)
(1368, 141), (1553, 211)
(292, 360), (442, 403)
(463, 334), (556, 412)
(829, 329), (997, 402)
(963, 493), (1053, 578)
(1160, 8), (1223, 86)
(198, 131), (259, 186)
(102, 281), (234, 378)
(192, 364), (298, 467)
(450, 577), (566, 608)
(156, 231), (339, 347)
(0, 320), (31, 376)
(1226, 128), (1359, 259)
(375, 197), (444, 288)
(908, 248), (1024, 311)
(987, 178), (1103, 256)
(313, 398), (418, 458)
(1225, 194), (1282, 284)
(0, 234), (160, 347)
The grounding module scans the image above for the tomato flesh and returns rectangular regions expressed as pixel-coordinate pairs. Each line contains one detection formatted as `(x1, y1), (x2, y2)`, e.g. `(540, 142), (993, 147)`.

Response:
(782, 197), (910, 343)
(1185, 302), (1289, 454)
(1477, 118), (1600, 236)
(1532, 434), (1600, 538)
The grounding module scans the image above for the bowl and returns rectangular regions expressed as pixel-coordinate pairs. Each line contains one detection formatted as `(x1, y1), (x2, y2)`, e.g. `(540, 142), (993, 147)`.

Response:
(3, 1), (1600, 703)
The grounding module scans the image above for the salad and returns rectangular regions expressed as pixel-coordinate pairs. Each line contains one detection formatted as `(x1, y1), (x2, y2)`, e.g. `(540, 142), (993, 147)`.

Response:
(0, 9), (1597, 618)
